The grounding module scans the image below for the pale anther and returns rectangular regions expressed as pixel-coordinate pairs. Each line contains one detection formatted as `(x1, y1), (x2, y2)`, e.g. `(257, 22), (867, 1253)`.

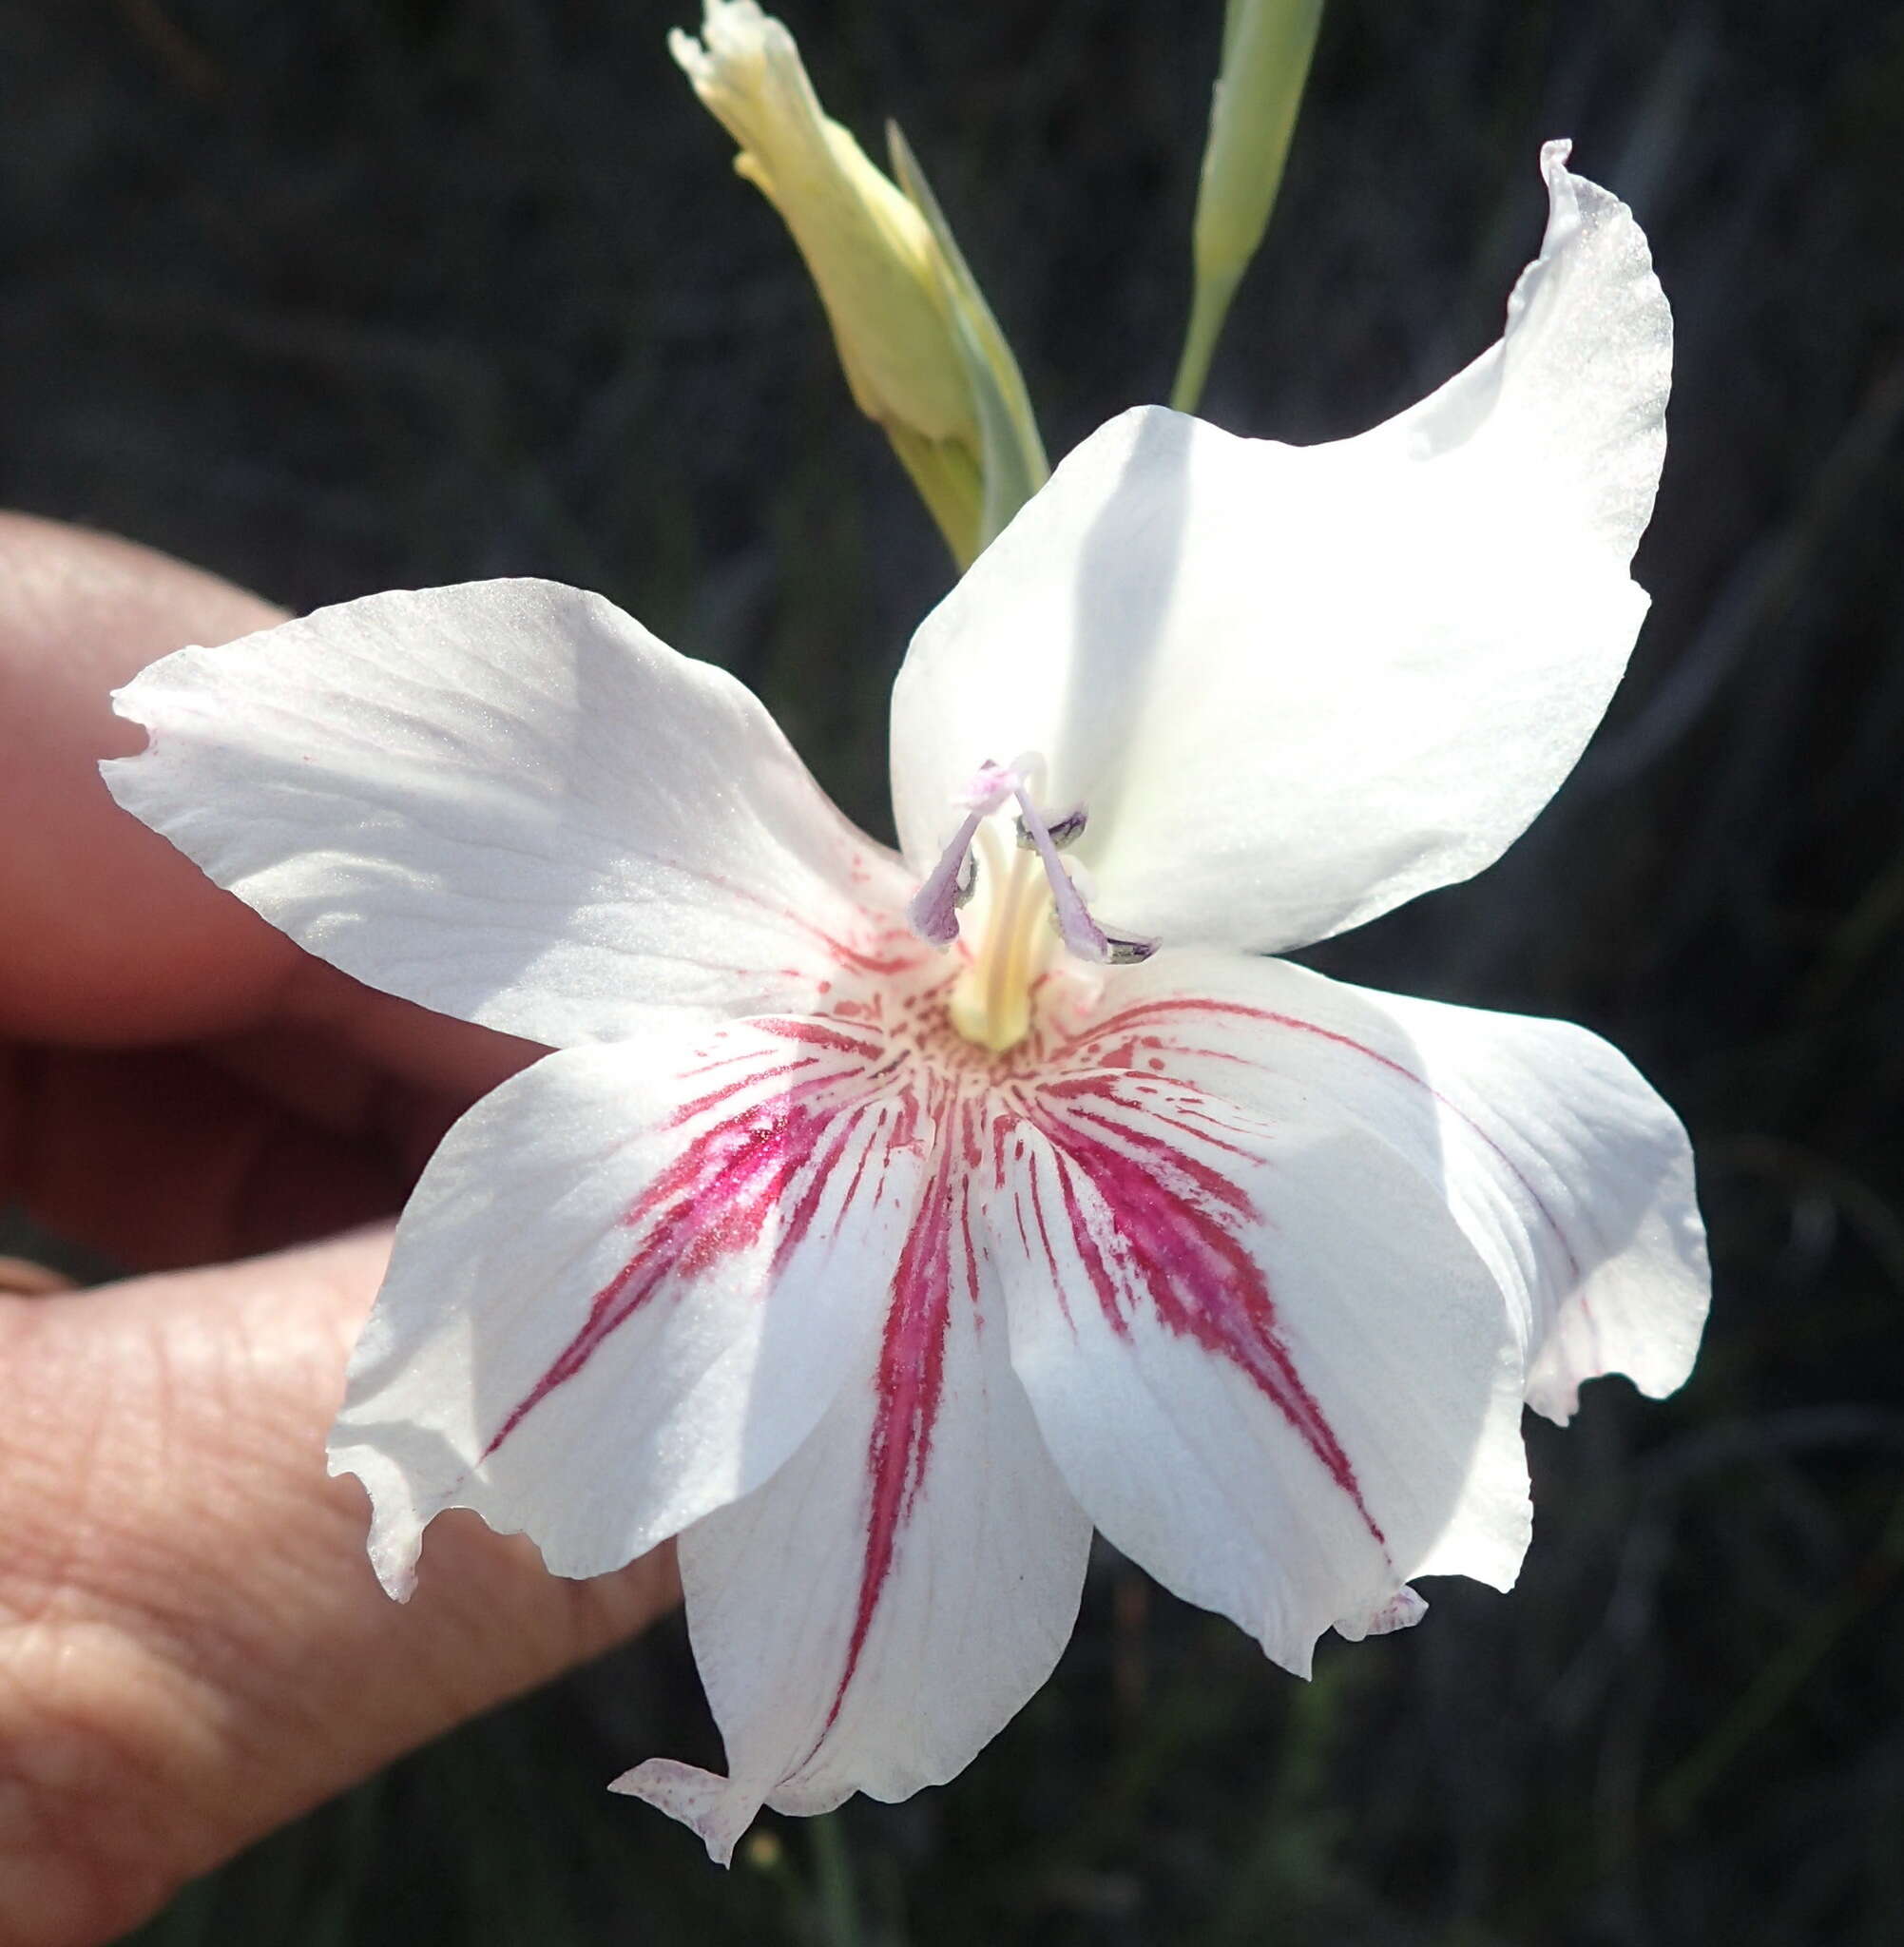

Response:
(1014, 804), (1087, 852)
(1104, 933), (1158, 966)
(1010, 783), (1110, 962)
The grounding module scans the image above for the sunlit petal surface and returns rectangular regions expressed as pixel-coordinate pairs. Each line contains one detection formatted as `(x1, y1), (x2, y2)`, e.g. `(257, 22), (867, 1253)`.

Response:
(979, 977), (1532, 1675)
(106, 577), (912, 1048)
(891, 145), (1671, 954)
(1083, 952), (1709, 1422)
(330, 1012), (936, 1598)
(616, 1176), (1089, 1861)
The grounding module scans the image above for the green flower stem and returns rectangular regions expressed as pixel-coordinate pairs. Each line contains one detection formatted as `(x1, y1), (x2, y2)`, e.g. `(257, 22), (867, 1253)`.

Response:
(1170, 0), (1324, 416)
(1170, 262), (1244, 416)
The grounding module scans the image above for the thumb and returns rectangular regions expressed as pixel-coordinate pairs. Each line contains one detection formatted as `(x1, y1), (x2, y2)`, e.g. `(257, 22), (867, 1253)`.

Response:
(0, 1225), (678, 1947)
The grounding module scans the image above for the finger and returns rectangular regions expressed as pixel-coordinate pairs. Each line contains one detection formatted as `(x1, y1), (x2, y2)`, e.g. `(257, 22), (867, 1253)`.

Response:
(1, 1004), (544, 1269)
(2, 1043), (408, 1269)
(269, 968), (548, 1117)
(1, 1013), (527, 1270)
(0, 511), (541, 1116)
(0, 1227), (680, 1944)
(0, 1256), (72, 1296)
(0, 512), (298, 1044)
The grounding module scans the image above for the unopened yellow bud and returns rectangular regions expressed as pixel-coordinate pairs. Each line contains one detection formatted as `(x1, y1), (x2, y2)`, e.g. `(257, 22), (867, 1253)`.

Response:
(671, 1), (1046, 566)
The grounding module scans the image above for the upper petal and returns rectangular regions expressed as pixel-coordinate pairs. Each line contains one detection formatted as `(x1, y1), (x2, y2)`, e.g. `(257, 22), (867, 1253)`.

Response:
(328, 1012), (931, 1597)
(890, 144), (1670, 954)
(615, 1106), (1091, 1860)
(105, 578), (913, 1049)
(983, 1002), (1532, 1675)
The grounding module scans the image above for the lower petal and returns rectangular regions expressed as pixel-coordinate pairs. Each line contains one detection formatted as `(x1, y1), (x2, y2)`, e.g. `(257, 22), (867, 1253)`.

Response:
(328, 1015), (929, 1596)
(984, 1063), (1529, 1677)
(614, 1132), (1090, 1860)
(1065, 951), (1710, 1425)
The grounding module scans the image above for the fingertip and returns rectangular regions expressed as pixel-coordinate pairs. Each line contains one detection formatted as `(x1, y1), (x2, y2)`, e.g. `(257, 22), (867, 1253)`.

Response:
(0, 514), (301, 1041)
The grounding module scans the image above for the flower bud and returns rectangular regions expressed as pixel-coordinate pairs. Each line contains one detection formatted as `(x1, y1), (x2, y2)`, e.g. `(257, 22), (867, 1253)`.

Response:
(672, 2), (1046, 565)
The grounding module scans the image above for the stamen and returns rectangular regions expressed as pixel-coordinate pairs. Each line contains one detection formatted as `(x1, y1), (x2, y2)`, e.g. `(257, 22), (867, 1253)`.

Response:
(1014, 803), (1087, 852)
(911, 754), (1155, 1025)
(1011, 785), (1111, 963)
(1104, 932), (1158, 966)
(908, 760), (1021, 947)
(1046, 911), (1158, 965)
(906, 802), (989, 946)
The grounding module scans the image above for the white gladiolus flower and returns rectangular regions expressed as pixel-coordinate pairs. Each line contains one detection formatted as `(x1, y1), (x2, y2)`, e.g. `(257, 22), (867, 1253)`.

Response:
(103, 144), (1706, 1864)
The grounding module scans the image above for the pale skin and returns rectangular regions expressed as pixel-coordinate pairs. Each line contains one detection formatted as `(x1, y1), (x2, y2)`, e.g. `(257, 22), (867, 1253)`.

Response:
(0, 515), (680, 1947)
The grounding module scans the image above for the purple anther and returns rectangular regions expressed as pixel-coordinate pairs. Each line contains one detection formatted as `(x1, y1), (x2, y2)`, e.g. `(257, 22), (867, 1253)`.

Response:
(1102, 931), (1158, 966)
(909, 760), (1026, 947)
(1012, 785), (1112, 964)
(907, 801), (990, 947)
(1016, 803), (1087, 852)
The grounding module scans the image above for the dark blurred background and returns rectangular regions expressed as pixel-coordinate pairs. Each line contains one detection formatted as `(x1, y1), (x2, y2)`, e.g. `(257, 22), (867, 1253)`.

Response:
(5, 1), (1903, 1941)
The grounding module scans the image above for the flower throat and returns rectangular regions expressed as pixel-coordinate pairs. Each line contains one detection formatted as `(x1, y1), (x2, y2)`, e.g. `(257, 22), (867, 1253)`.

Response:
(907, 757), (1154, 1052)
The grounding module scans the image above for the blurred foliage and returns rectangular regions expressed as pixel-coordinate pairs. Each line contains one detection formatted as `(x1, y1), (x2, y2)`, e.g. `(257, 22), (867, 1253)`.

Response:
(4, 0), (1903, 1940)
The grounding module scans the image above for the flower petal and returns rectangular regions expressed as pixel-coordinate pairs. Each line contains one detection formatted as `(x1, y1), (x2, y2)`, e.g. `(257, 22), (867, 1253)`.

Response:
(613, 1119), (1090, 1862)
(984, 996), (1532, 1675)
(1075, 951), (1707, 1425)
(105, 578), (914, 1048)
(327, 1012), (932, 1598)
(890, 144), (1669, 954)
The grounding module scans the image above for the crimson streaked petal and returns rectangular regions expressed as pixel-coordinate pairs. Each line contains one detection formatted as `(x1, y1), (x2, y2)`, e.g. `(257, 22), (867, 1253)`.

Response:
(328, 1013), (932, 1598)
(984, 1020), (1530, 1674)
(1337, 1584), (1430, 1642)
(1075, 951), (1709, 1425)
(615, 1095), (1090, 1861)
(105, 577), (917, 1048)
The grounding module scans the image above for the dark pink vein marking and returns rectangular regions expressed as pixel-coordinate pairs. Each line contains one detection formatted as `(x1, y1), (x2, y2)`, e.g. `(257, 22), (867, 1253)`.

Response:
(481, 1037), (885, 1460)
(1024, 1078), (1386, 1550)
(812, 1089), (969, 1749)
(1059, 996), (1581, 1282)
(474, 966), (1567, 1760)
(746, 1018), (887, 1060)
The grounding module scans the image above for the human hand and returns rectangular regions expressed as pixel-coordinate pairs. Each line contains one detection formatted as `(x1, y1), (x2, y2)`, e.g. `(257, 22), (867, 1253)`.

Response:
(0, 515), (679, 1947)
